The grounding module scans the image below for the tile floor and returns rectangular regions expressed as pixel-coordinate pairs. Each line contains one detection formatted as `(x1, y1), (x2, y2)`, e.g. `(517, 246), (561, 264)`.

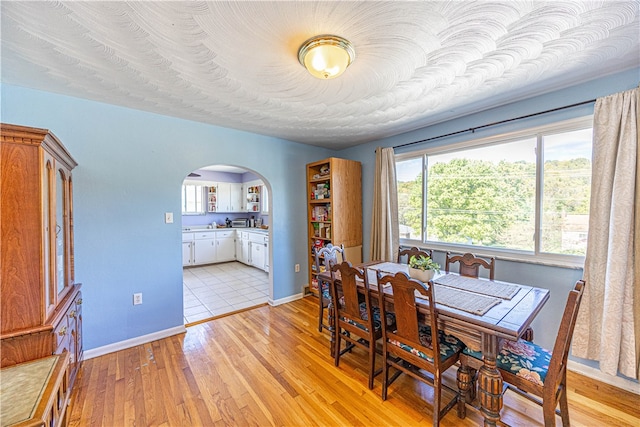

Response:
(183, 261), (269, 325)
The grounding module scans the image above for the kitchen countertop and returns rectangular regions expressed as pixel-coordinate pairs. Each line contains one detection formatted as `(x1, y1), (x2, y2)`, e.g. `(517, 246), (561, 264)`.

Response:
(182, 227), (268, 233)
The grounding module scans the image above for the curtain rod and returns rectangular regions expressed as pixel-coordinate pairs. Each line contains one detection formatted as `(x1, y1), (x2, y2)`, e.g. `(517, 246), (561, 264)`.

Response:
(393, 98), (597, 150)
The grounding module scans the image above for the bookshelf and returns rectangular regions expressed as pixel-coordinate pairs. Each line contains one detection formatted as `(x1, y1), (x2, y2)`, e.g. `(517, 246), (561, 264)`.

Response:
(306, 157), (362, 295)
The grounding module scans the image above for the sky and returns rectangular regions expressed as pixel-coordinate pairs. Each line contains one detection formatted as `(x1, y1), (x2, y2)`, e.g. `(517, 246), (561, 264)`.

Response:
(396, 128), (592, 182)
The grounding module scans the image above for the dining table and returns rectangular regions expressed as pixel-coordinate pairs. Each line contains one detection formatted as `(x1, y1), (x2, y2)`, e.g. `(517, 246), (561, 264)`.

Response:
(319, 261), (550, 427)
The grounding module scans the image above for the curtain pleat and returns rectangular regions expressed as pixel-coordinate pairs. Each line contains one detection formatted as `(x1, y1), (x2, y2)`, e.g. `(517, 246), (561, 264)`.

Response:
(369, 147), (399, 262)
(572, 87), (639, 379)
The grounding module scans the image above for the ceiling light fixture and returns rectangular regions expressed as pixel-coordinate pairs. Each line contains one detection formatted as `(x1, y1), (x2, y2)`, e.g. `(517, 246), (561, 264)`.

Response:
(298, 34), (355, 80)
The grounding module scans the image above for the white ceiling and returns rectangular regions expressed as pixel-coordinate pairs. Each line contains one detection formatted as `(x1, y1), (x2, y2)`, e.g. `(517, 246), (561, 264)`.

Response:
(2, 1), (638, 150)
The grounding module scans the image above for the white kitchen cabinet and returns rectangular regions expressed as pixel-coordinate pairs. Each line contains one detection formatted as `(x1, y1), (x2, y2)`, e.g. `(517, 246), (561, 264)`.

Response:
(241, 232), (250, 265)
(264, 236), (269, 272)
(235, 233), (243, 263)
(182, 241), (193, 266)
(182, 232), (195, 266)
(216, 182), (243, 212)
(250, 240), (265, 270)
(194, 236), (216, 265)
(248, 231), (268, 271)
(215, 230), (236, 262)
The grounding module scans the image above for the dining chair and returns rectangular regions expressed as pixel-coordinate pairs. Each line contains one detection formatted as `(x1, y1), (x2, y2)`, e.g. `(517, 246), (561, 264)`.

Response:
(313, 243), (346, 333)
(329, 260), (382, 389)
(397, 246), (433, 264)
(445, 251), (534, 341)
(445, 251), (495, 280)
(459, 280), (586, 427)
(377, 271), (464, 426)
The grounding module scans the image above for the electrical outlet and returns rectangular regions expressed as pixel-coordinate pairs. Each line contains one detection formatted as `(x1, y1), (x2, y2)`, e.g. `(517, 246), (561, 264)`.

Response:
(133, 293), (143, 305)
(164, 212), (173, 223)
(295, 263), (300, 272)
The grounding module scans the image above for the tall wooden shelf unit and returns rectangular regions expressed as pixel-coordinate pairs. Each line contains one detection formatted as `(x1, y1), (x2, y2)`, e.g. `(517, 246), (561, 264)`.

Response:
(306, 157), (362, 295)
(0, 123), (83, 391)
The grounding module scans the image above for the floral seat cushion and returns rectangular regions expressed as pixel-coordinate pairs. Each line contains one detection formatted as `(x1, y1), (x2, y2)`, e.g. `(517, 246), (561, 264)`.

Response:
(388, 325), (464, 363)
(341, 303), (396, 333)
(463, 339), (552, 386)
(320, 282), (331, 300)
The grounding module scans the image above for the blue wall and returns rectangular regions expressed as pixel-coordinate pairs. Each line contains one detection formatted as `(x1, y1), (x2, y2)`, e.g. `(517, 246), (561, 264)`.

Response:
(1, 84), (331, 350)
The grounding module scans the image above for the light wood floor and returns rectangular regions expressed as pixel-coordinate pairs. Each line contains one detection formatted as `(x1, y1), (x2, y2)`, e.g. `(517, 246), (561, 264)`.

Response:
(69, 296), (639, 426)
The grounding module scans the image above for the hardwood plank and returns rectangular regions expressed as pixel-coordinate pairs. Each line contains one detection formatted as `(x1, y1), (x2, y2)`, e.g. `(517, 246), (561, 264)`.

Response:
(69, 296), (640, 426)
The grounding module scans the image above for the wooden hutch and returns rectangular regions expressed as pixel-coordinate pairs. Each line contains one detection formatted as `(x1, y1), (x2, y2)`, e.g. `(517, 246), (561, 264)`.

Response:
(1, 123), (83, 390)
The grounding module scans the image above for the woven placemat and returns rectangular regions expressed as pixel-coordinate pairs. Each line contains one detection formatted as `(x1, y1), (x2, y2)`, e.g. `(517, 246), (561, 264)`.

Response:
(434, 274), (519, 300)
(416, 286), (502, 316)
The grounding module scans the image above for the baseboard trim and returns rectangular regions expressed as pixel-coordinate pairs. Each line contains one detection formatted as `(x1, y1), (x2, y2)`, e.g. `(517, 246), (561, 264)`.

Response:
(83, 325), (187, 360)
(269, 292), (303, 306)
(568, 360), (639, 394)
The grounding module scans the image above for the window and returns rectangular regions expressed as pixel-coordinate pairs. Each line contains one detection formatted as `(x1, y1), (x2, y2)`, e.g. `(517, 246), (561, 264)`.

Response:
(261, 185), (269, 214)
(396, 117), (592, 263)
(181, 184), (205, 215)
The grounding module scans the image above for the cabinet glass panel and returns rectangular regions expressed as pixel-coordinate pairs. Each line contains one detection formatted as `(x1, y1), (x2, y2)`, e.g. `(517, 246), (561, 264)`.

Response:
(56, 169), (67, 294)
(45, 160), (54, 307)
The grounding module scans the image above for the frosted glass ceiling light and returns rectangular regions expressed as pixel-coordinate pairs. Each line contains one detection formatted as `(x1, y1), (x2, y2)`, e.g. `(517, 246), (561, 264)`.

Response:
(298, 35), (355, 80)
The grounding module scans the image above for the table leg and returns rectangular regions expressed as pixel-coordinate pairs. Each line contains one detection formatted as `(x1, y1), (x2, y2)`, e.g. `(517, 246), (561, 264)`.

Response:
(456, 363), (472, 418)
(478, 335), (503, 427)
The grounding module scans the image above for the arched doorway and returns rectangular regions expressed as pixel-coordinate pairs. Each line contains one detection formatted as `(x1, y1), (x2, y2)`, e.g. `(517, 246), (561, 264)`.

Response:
(180, 164), (272, 325)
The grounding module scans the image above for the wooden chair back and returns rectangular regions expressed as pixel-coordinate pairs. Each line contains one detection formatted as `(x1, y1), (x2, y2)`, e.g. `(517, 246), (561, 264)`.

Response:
(312, 243), (346, 333)
(315, 243), (346, 274)
(377, 272), (440, 368)
(329, 261), (370, 326)
(544, 280), (586, 396)
(445, 251), (495, 280)
(397, 246), (433, 264)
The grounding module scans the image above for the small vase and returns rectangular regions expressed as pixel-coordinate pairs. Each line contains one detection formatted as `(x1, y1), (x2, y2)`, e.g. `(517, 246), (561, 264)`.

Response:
(408, 267), (435, 282)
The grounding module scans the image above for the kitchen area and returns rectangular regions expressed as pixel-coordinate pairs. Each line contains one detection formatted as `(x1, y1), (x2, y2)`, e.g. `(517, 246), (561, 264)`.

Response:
(181, 166), (270, 324)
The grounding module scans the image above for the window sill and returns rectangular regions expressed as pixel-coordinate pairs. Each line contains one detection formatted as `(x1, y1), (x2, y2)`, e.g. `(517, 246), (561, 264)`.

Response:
(400, 240), (585, 270)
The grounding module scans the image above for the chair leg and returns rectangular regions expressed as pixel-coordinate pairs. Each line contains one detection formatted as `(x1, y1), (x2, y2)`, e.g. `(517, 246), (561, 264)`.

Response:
(559, 387), (570, 426)
(334, 328), (341, 367)
(368, 340), (376, 390)
(433, 373), (442, 427)
(542, 398), (557, 427)
(381, 355), (389, 400)
(318, 299), (324, 332)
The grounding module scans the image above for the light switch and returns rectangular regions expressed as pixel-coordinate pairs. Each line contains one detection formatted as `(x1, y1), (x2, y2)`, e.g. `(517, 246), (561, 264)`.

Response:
(165, 212), (174, 223)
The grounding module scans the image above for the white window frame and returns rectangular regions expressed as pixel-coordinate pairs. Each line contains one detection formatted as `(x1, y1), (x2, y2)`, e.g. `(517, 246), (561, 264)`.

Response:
(395, 116), (593, 268)
(181, 184), (206, 215)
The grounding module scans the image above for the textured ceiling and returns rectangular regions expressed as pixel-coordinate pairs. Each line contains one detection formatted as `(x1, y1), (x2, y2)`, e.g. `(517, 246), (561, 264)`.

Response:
(1, 1), (639, 150)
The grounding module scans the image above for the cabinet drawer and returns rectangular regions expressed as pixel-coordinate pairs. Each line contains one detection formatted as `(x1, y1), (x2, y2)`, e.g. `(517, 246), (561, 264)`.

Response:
(195, 232), (216, 240)
(53, 317), (70, 352)
(241, 231), (249, 240)
(216, 231), (235, 239)
(182, 232), (194, 242)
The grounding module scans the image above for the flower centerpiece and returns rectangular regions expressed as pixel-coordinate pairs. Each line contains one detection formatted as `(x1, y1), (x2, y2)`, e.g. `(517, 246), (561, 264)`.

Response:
(408, 254), (440, 282)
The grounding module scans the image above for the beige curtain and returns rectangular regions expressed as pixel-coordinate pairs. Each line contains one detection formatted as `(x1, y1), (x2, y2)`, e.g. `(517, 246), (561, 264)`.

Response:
(572, 87), (639, 380)
(370, 147), (399, 262)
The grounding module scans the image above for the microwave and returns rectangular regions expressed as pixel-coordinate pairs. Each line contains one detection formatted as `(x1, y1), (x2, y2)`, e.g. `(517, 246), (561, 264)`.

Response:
(231, 219), (248, 228)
